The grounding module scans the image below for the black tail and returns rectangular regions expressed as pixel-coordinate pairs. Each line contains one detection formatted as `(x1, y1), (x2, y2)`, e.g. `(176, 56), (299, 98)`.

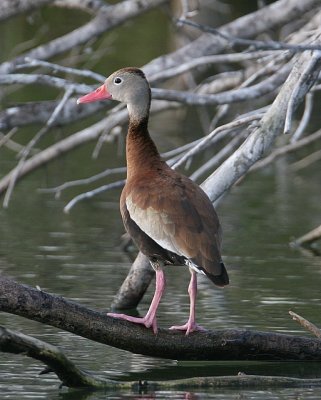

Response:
(207, 262), (229, 287)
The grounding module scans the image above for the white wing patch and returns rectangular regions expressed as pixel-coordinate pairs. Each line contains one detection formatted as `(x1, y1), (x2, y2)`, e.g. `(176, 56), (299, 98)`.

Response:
(185, 259), (206, 275)
(126, 194), (184, 257)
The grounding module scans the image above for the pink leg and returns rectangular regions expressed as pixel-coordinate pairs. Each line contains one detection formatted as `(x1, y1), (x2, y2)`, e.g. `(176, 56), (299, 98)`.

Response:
(169, 269), (206, 335)
(107, 268), (165, 334)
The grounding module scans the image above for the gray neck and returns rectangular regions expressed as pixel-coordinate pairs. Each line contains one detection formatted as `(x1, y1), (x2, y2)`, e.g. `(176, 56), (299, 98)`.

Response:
(127, 101), (150, 122)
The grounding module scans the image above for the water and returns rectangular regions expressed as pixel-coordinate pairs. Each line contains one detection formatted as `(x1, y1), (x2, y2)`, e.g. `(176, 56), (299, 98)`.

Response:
(1, 2), (321, 399)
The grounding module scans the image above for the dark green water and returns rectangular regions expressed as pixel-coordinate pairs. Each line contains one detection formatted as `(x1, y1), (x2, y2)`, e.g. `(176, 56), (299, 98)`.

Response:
(1, 2), (321, 399)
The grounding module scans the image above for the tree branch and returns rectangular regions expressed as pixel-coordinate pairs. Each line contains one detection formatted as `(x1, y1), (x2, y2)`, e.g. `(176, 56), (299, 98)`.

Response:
(250, 128), (321, 172)
(0, 100), (178, 200)
(1, 275), (321, 362)
(201, 46), (321, 203)
(63, 180), (125, 213)
(17, 57), (106, 82)
(151, 61), (291, 105)
(0, 73), (92, 93)
(144, 0), (321, 76)
(0, 0), (169, 74)
(0, 0), (55, 22)
(53, 0), (106, 15)
(0, 99), (105, 130)
(3, 325), (321, 389)
(289, 311), (321, 338)
(291, 148), (321, 171)
(0, 325), (111, 388)
(178, 19), (321, 53)
(3, 87), (74, 208)
(291, 225), (321, 247)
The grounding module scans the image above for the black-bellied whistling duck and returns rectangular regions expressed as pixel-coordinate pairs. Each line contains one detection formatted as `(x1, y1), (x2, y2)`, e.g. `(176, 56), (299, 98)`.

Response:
(77, 67), (229, 335)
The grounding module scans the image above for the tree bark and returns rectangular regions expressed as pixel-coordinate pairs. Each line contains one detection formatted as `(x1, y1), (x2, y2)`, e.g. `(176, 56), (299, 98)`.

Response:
(1, 275), (321, 362)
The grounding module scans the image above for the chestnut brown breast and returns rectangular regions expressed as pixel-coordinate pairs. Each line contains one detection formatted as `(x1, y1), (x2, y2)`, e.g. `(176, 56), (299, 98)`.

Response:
(121, 147), (228, 286)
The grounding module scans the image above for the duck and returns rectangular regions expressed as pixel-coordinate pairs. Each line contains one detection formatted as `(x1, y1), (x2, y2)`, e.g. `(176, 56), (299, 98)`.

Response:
(77, 67), (229, 335)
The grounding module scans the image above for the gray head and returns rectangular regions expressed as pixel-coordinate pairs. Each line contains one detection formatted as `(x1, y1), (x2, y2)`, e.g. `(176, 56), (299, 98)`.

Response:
(78, 67), (151, 121)
(106, 68), (151, 120)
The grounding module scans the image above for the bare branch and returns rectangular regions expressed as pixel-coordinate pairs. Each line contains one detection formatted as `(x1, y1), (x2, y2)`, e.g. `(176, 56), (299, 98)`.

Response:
(145, 0), (321, 76)
(53, 0), (106, 14)
(291, 148), (321, 171)
(2, 88), (74, 208)
(172, 114), (263, 170)
(149, 51), (280, 82)
(250, 128), (321, 172)
(17, 57), (106, 82)
(290, 225), (321, 247)
(0, 0), (169, 74)
(39, 167), (126, 198)
(0, 116), (115, 201)
(63, 180), (125, 213)
(290, 92), (314, 142)
(201, 48), (321, 203)
(177, 0), (199, 20)
(151, 61), (291, 106)
(289, 311), (321, 338)
(0, 99), (180, 200)
(177, 19), (321, 53)
(0, 128), (18, 149)
(284, 51), (321, 134)
(190, 135), (245, 182)
(0, 73), (92, 93)
(0, 99), (105, 130)
(0, 0), (55, 22)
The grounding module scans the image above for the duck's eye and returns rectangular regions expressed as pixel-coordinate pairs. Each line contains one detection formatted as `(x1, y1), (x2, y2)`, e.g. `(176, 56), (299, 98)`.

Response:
(114, 77), (122, 85)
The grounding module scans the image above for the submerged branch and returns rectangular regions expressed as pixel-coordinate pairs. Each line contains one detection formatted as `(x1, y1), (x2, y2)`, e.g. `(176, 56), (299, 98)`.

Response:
(3, 325), (321, 390)
(0, 325), (110, 388)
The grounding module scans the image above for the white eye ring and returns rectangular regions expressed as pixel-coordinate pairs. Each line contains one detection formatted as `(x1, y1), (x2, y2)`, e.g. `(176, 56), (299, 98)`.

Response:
(114, 77), (122, 85)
